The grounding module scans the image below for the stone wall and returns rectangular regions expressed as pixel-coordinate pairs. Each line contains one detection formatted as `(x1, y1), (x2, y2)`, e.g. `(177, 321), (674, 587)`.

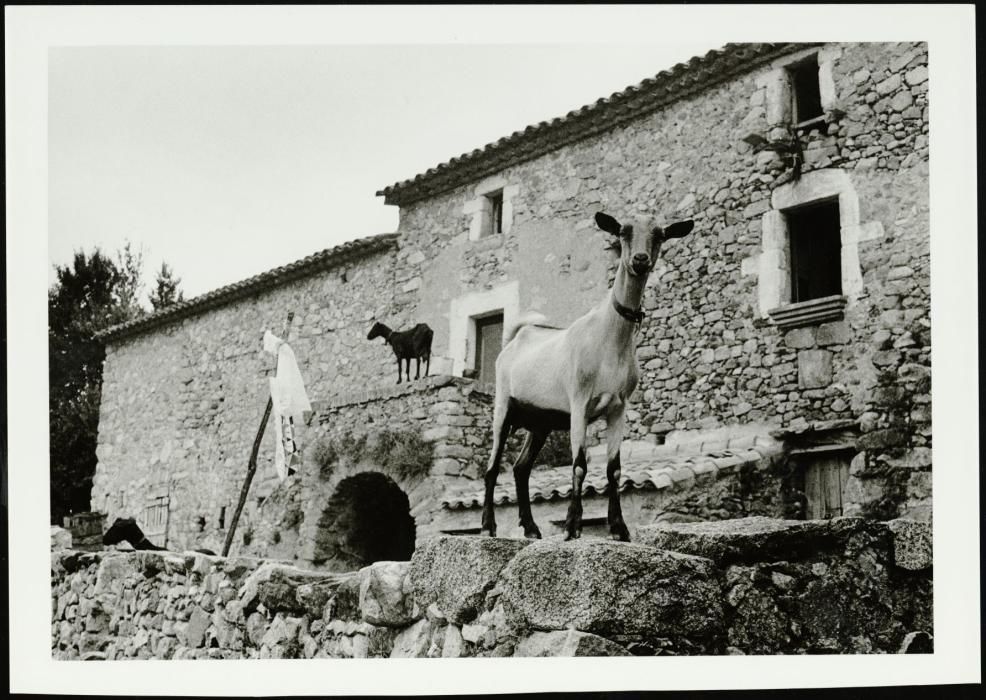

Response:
(392, 42), (930, 518)
(92, 42), (931, 552)
(51, 516), (932, 659)
(93, 245), (401, 555)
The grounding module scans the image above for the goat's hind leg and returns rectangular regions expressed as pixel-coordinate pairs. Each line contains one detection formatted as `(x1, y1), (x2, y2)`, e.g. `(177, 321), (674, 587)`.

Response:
(513, 429), (548, 539)
(480, 399), (511, 537)
(604, 408), (631, 542)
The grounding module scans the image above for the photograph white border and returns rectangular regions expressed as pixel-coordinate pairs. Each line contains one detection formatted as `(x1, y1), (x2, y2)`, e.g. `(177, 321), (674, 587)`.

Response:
(6, 3), (980, 694)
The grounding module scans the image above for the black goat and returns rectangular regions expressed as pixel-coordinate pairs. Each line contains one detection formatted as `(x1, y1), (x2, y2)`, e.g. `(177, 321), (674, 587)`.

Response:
(103, 517), (216, 555)
(367, 321), (434, 384)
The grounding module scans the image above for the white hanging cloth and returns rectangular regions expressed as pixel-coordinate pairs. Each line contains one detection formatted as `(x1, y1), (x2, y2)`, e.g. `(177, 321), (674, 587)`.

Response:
(263, 330), (312, 481)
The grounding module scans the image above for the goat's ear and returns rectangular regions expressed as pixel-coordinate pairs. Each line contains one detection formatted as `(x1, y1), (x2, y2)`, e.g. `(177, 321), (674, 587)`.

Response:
(663, 220), (694, 239)
(595, 212), (622, 236)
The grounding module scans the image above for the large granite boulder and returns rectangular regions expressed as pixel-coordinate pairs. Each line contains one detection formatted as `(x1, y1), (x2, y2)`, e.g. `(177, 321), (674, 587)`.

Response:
(497, 539), (723, 651)
(636, 516), (870, 564)
(513, 629), (631, 657)
(409, 535), (532, 624)
(638, 516), (933, 654)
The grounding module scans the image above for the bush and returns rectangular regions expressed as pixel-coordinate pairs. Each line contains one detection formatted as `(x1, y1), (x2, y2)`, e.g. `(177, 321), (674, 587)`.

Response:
(311, 429), (432, 483)
(371, 429), (432, 482)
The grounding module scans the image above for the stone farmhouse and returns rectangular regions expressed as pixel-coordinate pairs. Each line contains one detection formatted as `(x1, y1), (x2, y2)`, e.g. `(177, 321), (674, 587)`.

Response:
(93, 42), (930, 571)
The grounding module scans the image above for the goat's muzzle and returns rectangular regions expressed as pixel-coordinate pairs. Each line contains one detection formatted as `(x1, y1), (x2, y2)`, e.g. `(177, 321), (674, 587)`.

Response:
(631, 254), (651, 276)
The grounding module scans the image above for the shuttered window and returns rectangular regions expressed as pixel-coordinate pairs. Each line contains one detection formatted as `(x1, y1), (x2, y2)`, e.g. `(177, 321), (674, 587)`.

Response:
(141, 492), (170, 546)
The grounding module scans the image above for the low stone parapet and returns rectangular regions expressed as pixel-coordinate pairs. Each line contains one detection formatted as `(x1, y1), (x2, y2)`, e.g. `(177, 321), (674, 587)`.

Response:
(51, 516), (931, 659)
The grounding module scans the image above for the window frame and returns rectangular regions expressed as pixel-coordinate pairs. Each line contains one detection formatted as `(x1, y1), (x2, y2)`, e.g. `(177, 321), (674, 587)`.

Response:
(785, 197), (843, 304)
(787, 54), (826, 132)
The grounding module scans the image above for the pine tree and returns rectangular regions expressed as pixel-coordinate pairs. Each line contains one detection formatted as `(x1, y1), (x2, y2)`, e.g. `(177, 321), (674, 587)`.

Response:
(48, 247), (145, 523)
(148, 261), (185, 311)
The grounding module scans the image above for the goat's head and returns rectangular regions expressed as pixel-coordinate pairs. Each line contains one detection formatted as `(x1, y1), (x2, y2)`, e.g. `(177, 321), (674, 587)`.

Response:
(102, 517), (139, 546)
(366, 322), (386, 341)
(595, 212), (694, 277)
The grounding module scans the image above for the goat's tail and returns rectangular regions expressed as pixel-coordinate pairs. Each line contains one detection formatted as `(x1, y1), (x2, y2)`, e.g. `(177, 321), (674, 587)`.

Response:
(503, 311), (549, 344)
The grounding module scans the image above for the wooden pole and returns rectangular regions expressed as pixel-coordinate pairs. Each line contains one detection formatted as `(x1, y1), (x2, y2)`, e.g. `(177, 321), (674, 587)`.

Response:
(221, 312), (294, 557)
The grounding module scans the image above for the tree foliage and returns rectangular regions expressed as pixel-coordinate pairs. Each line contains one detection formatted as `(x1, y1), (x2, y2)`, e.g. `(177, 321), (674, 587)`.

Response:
(149, 261), (185, 311)
(48, 246), (151, 523)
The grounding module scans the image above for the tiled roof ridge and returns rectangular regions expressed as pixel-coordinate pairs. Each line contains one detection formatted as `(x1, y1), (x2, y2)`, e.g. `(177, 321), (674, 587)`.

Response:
(97, 232), (399, 344)
(377, 42), (817, 206)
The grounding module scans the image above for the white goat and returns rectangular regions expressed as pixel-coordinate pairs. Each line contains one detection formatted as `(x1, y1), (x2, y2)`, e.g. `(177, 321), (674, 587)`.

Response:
(480, 211), (694, 541)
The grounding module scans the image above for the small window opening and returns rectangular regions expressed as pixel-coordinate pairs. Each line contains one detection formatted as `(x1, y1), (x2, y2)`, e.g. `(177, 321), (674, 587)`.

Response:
(486, 190), (504, 237)
(473, 312), (504, 386)
(218, 506), (226, 529)
(786, 199), (842, 303)
(789, 55), (826, 132)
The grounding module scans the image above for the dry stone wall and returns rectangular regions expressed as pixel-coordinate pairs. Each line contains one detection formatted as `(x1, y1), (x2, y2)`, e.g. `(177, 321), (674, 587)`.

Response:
(51, 516), (931, 659)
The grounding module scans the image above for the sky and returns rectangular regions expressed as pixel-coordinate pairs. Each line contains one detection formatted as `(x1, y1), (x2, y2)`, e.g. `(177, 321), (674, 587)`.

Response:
(48, 42), (723, 300)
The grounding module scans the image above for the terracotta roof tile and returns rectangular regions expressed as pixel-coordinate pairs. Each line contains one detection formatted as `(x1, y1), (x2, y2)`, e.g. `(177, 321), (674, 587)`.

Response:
(442, 438), (784, 510)
(377, 43), (816, 206)
(97, 232), (399, 343)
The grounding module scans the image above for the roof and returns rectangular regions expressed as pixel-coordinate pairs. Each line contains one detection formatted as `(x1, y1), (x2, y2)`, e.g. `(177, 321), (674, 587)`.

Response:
(97, 233), (399, 343)
(377, 42), (815, 206)
(442, 436), (785, 510)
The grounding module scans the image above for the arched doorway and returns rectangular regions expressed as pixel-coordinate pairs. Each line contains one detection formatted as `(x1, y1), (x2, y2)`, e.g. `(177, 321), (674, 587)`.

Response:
(312, 472), (415, 571)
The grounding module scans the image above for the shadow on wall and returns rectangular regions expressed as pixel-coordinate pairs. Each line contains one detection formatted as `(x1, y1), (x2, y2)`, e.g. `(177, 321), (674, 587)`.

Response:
(312, 472), (416, 572)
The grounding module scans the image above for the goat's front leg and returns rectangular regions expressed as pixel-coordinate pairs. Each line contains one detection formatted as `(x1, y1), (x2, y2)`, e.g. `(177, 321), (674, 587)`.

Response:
(514, 429), (548, 539)
(564, 409), (589, 541)
(414, 357), (421, 380)
(395, 358), (403, 384)
(480, 400), (510, 537)
(404, 358), (412, 383)
(605, 407), (631, 542)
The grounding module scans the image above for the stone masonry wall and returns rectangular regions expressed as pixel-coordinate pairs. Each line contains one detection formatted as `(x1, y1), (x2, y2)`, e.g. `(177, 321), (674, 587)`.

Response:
(390, 43), (930, 519)
(93, 42), (931, 551)
(94, 246), (401, 555)
(52, 516), (931, 659)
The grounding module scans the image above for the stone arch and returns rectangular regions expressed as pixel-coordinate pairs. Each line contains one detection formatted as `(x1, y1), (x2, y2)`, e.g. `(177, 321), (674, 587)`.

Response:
(301, 431), (435, 570)
(312, 471), (416, 571)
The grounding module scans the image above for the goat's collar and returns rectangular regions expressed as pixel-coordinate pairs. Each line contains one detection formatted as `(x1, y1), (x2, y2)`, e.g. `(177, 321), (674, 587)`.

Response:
(612, 296), (644, 324)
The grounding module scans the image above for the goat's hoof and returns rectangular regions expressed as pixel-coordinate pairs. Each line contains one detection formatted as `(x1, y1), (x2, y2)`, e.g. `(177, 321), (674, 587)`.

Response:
(610, 524), (631, 542)
(523, 525), (542, 539)
(564, 530), (581, 541)
(479, 528), (496, 538)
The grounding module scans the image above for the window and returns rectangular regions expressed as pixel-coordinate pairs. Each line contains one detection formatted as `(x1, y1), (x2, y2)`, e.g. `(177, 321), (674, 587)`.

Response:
(474, 312), (504, 386)
(464, 179), (518, 241)
(788, 55), (825, 132)
(141, 492), (170, 547)
(219, 506), (226, 529)
(800, 453), (850, 519)
(486, 190), (504, 237)
(786, 199), (842, 303)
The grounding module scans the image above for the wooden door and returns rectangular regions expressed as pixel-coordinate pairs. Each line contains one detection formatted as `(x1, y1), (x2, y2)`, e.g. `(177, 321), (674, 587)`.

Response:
(475, 314), (504, 387)
(804, 454), (850, 519)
